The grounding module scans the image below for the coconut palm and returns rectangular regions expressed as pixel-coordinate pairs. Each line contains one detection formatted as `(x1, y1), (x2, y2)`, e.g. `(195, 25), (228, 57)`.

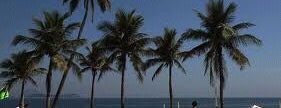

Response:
(75, 41), (116, 108)
(0, 50), (46, 108)
(53, 1), (111, 106)
(63, 0), (111, 23)
(61, 0), (111, 45)
(11, 11), (86, 108)
(142, 28), (186, 108)
(98, 10), (150, 108)
(182, 0), (262, 108)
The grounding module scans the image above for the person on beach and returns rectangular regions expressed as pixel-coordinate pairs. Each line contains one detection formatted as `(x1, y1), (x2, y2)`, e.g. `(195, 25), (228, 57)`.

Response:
(192, 101), (197, 108)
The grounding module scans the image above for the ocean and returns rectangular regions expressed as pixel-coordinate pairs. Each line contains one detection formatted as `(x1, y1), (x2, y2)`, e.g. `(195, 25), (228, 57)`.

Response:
(1, 98), (280, 108)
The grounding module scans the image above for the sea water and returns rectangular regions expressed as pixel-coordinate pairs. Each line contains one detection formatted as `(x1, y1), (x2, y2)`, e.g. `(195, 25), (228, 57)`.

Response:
(1, 98), (280, 108)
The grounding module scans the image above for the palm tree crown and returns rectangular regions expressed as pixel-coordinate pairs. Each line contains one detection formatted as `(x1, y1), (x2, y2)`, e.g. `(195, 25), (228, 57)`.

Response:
(12, 11), (86, 65)
(78, 41), (115, 108)
(63, 0), (111, 20)
(143, 28), (187, 79)
(0, 50), (46, 107)
(99, 9), (150, 81)
(143, 28), (186, 108)
(11, 11), (86, 108)
(182, 0), (262, 108)
(80, 41), (114, 79)
(98, 9), (151, 108)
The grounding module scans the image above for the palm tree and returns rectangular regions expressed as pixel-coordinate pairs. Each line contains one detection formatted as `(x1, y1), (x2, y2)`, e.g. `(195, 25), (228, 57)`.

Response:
(182, 0), (262, 108)
(142, 28), (187, 108)
(53, 1), (111, 106)
(11, 11), (86, 108)
(98, 10), (151, 108)
(63, 0), (111, 24)
(77, 41), (115, 108)
(0, 50), (46, 108)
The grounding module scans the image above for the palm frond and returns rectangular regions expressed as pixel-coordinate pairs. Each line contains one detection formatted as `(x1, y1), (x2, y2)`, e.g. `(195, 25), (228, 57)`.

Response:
(174, 60), (186, 74)
(4, 78), (19, 91)
(0, 59), (14, 70)
(130, 54), (144, 82)
(193, 9), (208, 24)
(65, 22), (80, 34)
(229, 34), (262, 46)
(203, 49), (215, 86)
(183, 41), (211, 61)
(64, 57), (82, 80)
(70, 0), (80, 13)
(224, 2), (237, 23)
(0, 71), (15, 78)
(97, 21), (115, 33)
(30, 68), (47, 77)
(182, 29), (209, 41)
(27, 77), (37, 86)
(116, 55), (125, 72)
(61, 38), (87, 50)
(98, 65), (117, 81)
(142, 58), (163, 71)
(97, 0), (111, 12)
(62, 49), (85, 61)
(80, 67), (91, 73)
(138, 48), (156, 57)
(32, 18), (45, 29)
(232, 22), (255, 31)
(225, 44), (250, 70)
(52, 55), (67, 71)
(11, 35), (43, 47)
(152, 64), (164, 80)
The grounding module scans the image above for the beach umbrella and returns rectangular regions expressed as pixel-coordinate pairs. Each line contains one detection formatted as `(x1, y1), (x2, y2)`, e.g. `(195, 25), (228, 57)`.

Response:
(0, 88), (9, 100)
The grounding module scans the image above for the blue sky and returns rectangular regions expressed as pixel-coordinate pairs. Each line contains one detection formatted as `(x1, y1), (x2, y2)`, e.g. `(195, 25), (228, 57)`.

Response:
(0, 0), (281, 98)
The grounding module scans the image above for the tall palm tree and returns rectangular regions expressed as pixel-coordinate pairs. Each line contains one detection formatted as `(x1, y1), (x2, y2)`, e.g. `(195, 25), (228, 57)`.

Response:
(77, 41), (115, 108)
(0, 50), (46, 108)
(142, 28), (187, 108)
(53, 1), (111, 106)
(63, 0), (111, 23)
(98, 10), (150, 108)
(182, 0), (262, 108)
(11, 11), (86, 108)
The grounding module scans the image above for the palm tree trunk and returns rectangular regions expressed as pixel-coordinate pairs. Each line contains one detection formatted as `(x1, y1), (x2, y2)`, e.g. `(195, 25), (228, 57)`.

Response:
(46, 58), (53, 108)
(76, 0), (89, 39)
(218, 47), (224, 108)
(51, 57), (72, 108)
(90, 71), (96, 108)
(121, 55), (126, 108)
(169, 65), (173, 108)
(219, 75), (224, 108)
(51, 1), (89, 108)
(121, 70), (125, 108)
(19, 80), (25, 108)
